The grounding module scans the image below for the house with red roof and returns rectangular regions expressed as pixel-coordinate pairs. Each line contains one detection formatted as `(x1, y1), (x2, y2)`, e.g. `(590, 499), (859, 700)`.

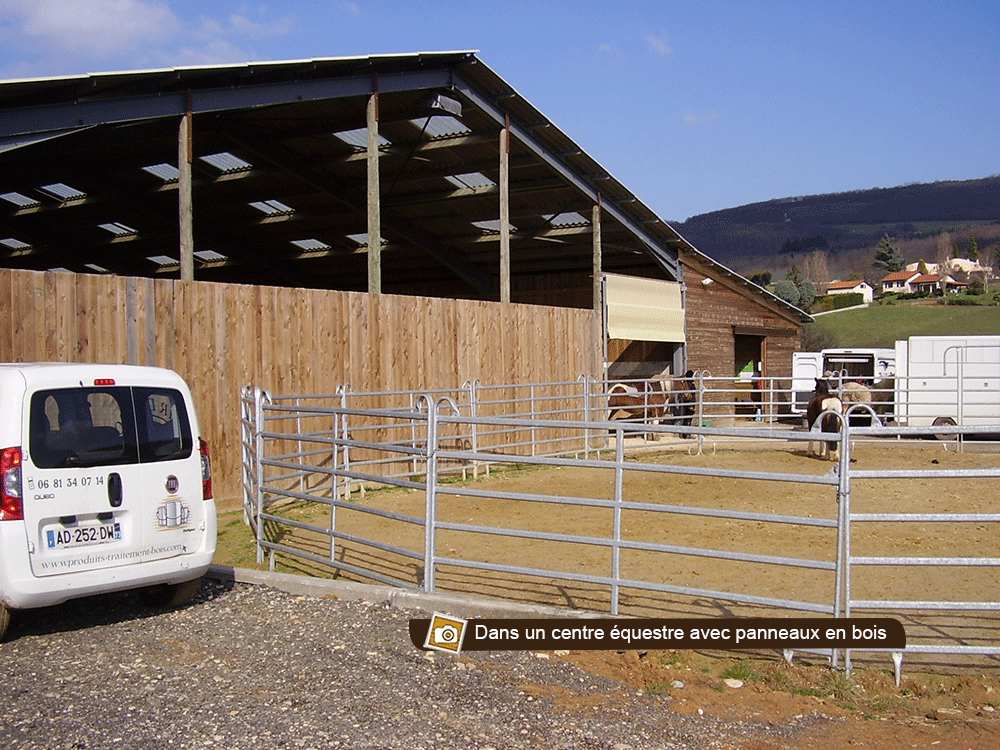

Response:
(825, 279), (874, 304)
(910, 273), (969, 295)
(880, 270), (921, 295)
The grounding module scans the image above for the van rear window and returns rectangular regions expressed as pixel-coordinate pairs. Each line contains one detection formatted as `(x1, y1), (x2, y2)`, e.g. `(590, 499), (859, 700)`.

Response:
(29, 387), (193, 469)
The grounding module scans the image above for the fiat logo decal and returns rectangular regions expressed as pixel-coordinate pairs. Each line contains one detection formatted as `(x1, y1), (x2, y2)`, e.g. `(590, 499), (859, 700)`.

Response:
(165, 475), (179, 494)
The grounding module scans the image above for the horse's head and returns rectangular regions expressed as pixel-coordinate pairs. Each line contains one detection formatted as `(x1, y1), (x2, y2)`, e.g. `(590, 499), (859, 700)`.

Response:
(814, 378), (830, 397)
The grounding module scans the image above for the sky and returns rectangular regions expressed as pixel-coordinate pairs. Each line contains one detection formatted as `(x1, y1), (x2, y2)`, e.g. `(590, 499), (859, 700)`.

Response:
(0, 0), (997, 222)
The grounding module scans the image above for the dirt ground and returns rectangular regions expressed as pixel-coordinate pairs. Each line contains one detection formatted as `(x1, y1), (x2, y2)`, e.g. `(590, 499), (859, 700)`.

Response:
(221, 440), (1000, 749)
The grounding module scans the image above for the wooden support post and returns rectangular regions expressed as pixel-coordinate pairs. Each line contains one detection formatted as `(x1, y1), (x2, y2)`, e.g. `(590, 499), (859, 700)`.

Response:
(178, 102), (194, 282)
(592, 197), (602, 315)
(499, 116), (511, 304)
(367, 91), (381, 296)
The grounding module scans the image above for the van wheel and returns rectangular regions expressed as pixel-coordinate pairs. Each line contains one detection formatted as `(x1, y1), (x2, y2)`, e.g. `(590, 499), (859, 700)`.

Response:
(0, 603), (10, 641)
(142, 578), (202, 609)
(933, 416), (958, 441)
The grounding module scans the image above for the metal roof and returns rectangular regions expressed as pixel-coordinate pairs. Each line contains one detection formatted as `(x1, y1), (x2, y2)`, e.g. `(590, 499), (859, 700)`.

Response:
(0, 50), (808, 320)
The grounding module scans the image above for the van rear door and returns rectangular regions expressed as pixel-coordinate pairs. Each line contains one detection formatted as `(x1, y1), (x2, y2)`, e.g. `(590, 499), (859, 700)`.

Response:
(21, 383), (201, 577)
(791, 352), (822, 414)
(132, 386), (206, 559)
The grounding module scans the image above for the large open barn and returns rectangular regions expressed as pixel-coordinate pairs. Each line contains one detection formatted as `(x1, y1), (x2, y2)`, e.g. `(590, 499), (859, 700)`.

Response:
(1, 51), (811, 501)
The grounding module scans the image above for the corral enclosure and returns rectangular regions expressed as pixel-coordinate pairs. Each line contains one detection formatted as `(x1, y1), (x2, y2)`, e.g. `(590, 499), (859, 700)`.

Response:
(0, 268), (600, 505)
(242, 386), (1000, 677)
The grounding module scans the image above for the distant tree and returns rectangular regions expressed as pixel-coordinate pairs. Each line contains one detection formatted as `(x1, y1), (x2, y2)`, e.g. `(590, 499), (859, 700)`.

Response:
(918, 259), (929, 275)
(969, 234), (979, 262)
(872, 234), (905, 273)
(772, 279), (801, 306)
(798, 279), (817, 309)
(749, 271), (772, 287)
(786, 264), (804, 287)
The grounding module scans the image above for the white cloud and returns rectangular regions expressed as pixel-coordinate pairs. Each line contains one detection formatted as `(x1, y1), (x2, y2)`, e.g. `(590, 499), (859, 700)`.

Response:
(598, 42), (623, 57)
(4, 0), (181, 58)
(335, 0), (361, 20)
(229, 7), (293, 39)
(645, 33), (672, 56)
(682, 110), (719, 126)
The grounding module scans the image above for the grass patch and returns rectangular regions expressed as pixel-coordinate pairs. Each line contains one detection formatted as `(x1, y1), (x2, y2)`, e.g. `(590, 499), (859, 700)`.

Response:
(722, 660), (765, 683)
(806, 301), (1000, 348)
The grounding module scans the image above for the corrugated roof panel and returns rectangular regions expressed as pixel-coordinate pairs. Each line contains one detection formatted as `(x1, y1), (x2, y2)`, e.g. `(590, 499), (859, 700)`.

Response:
(418, 116), (470, 138)
(98, 222), (137, 236)
(143, 163), (179, 182)
(249, 200), (294, 217)
(39, 182), (86, 201)
(445, 173), (495, 189)
(332, 128), (390, 149)
(200, 152), (252, 174)
(546, 212), (589, 226)
(292, 239), (331, 251)
(1, 191), (40, 208)
(147, 255), (178, 266)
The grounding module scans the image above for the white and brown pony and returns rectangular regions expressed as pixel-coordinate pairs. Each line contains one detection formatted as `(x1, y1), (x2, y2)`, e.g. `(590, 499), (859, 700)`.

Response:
(608, 380), (670, 425)
(805, 378), (843, 461)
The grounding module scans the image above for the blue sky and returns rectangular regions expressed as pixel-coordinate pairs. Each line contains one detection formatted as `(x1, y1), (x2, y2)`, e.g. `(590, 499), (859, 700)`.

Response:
(0, 0), (997, 221)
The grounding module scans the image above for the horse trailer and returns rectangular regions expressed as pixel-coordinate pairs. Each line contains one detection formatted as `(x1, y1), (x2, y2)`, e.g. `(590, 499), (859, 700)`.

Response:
(894, 335), (1000, 429)
(793, 336), (1000, 429)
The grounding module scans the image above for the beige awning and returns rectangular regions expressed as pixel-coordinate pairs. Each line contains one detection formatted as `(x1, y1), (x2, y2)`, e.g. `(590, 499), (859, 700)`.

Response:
(605, 273), (685, 342)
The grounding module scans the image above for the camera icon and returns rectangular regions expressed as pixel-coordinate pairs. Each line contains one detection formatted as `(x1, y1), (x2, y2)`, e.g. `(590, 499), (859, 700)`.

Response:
(434, 625), (460, 644)
(424, 613), (468, 654)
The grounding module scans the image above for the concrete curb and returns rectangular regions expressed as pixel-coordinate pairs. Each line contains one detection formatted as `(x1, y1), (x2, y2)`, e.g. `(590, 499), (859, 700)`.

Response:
(206, 564), (600, 620)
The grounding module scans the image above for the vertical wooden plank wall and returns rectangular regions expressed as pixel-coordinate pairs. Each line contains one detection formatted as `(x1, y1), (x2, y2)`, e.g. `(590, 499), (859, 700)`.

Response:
(0, 269), (599, 508)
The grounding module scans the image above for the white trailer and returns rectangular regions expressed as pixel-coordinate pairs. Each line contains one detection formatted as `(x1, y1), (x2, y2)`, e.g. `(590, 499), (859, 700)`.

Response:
(894, 335), (1000, 429)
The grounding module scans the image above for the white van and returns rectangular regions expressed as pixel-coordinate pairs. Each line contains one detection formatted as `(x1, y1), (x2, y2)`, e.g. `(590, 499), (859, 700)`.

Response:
(0, 363), (217, 639)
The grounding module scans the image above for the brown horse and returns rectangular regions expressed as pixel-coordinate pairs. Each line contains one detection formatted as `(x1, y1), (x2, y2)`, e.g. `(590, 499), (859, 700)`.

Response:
(669, 370), (698, 438)
(805, 378), (843, 461)
(608, 380), (670, 425)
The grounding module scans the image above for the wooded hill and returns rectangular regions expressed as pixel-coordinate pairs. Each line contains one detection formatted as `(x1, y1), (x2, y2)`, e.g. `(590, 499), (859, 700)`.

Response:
(673, 176), (1000, 283)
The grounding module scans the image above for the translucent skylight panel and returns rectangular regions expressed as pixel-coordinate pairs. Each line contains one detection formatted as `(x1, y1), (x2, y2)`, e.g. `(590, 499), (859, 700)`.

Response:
(546, 212), (589, 226)
(39, 182), (86, 201)
(346, 232), (384, 247)
(332, 128), (390, 149)
(143, 163), (180, 182)
(445, 173), (495, 190)
(200, 152), (252, 174)
(472, 219), (515, 233)
(416, 116), (471, 138)
(1, 192), (41, 209)
(98, 222), (138, 237)
(194, 250), (227, 262)
(292, 239), (331, 251)
(1, 238), (31, 250)
(46, 267), (72, 273)
(147, 255), (178, 266)
(84, 263), (110, 273)
(249, 199), (295, 217)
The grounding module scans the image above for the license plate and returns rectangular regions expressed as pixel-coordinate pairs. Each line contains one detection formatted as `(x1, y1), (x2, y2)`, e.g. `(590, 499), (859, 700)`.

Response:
(46, 521), (121, 550)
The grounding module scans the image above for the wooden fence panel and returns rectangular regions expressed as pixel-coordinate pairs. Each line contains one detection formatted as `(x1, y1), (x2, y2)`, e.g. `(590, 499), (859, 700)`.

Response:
(0, 269), (599, 507)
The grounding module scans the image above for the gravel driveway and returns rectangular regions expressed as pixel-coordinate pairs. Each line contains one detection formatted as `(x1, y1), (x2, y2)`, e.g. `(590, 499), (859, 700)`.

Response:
(0, 573), (796, 750)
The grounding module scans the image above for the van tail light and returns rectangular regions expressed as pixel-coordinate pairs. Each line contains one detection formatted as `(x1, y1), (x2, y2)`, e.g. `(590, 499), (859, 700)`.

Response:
(1, 447), (23, 521)
(199, 438), (213, 501)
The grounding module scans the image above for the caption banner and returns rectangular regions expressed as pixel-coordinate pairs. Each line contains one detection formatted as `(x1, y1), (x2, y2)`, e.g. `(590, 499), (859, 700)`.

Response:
(410, 615), (906, 655)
